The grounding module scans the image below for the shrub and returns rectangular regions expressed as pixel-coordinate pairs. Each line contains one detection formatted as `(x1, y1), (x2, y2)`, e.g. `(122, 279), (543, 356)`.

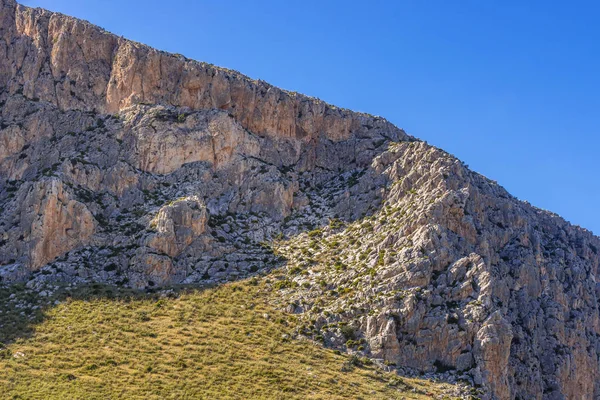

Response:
(340, 325), (355, 341)
(308, 229), (322, 238)
(377, 250), (385, 267)
(341, 355), (362, 372)
(273, 280), (297, 290)
(329, 218), (344, 230)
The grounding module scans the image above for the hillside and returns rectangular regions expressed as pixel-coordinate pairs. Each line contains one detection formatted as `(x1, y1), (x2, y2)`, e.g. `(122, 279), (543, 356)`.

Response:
(0, 1), (599, 399)
(0, 279), (471, 399)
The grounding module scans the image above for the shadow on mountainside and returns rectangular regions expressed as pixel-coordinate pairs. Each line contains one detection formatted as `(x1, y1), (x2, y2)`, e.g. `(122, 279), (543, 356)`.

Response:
(2, 124), (599, 399)
(0, 135), (407, 346)
(0, 155), (480, 398)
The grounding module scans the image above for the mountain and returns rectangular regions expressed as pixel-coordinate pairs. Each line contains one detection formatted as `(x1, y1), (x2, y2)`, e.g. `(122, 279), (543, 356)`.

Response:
(0, 0), (599, 398)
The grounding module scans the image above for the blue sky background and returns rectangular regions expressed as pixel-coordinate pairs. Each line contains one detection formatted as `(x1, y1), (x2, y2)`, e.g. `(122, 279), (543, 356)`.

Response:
(21, 0), (600, 234)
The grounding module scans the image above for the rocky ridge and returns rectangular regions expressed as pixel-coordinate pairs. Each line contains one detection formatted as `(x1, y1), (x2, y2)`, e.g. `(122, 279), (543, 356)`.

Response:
(0, 1), (599, 399)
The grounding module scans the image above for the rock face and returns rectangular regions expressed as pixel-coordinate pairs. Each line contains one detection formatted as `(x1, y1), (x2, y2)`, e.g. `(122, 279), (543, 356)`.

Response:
(146, 196), (208, 258)
(0, 0), (400, 154)
(0, 177), (95, 270)
(0, 1), (599, 399)
(129, 109), (261, 174)
(274, 142), (600, 400)
(473, 312), (513, 400)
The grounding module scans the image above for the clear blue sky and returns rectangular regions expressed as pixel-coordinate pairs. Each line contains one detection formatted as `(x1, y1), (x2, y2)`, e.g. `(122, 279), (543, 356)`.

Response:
(21, 0), (600, 235)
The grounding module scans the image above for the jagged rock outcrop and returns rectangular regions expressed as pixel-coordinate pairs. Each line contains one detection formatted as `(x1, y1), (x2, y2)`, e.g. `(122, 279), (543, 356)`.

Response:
(273, 141), (600, 400)
(0, 177), (95, 270)
(0, 1), (599, 399)
(130, 196), (208, 287)
(145, 196), (208, 258)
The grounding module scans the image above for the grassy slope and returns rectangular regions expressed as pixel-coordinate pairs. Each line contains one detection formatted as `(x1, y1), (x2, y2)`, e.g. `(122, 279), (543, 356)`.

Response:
(0, 279), (460, 399)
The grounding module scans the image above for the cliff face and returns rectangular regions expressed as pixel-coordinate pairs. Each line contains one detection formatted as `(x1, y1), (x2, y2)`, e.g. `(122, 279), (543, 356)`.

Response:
(273, 141), (600, 399)
(0, 0), (400, 150)
(0, 1), (599, 399)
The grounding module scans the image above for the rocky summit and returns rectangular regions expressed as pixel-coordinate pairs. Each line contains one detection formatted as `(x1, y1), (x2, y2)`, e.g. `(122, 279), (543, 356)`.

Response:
(0, 0), (598, 399)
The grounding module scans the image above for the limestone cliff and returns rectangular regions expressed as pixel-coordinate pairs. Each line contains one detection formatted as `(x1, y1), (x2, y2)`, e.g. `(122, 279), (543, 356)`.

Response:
(0, 0), (401, 153)
(0, 1), (599, 399)
(274, 141), (600, 399)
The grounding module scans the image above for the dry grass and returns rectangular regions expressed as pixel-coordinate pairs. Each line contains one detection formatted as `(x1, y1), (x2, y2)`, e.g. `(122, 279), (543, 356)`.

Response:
(0, 280), (459, 399)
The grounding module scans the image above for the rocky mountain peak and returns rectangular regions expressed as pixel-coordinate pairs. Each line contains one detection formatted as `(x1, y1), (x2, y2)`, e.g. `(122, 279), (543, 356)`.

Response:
(1, 2), (599, 399)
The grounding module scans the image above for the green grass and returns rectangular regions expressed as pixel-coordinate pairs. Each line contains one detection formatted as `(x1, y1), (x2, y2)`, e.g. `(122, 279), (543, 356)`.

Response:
(0, 280), (459, 399)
